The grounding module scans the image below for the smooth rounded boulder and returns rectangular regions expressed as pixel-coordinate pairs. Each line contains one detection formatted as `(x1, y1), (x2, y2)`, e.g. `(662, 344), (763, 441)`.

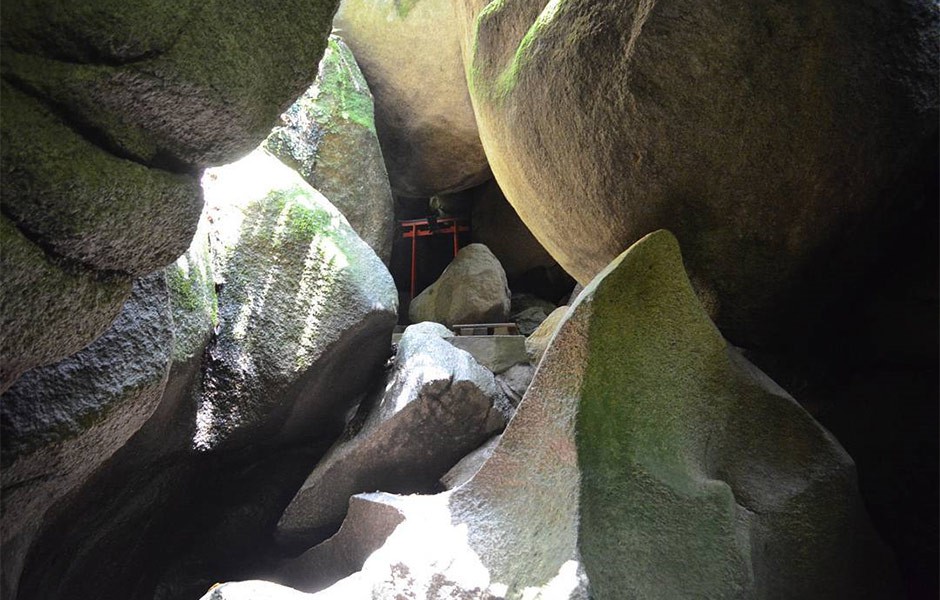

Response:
(333, 0), (490, 197)
(454, 0), (939, 346)
(408, 243), (510, 326)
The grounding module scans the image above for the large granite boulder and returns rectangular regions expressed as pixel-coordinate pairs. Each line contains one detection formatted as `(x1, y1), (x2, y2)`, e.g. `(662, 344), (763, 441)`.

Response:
(7, 152), (400, 600)
(0, 214), (131, 392)
(266, 35), (394, 263)
(205, 230), (897, 599)
(408, 243), (510, 326)
(333, 0), (490, 197)
(199, 148), (398, 451)
(1, 272), (173, 599)
(454, 0), (939, 347)
(572, 231), (897, 598)
(276, 321), (509, 548)
(0, 0), (340, 388)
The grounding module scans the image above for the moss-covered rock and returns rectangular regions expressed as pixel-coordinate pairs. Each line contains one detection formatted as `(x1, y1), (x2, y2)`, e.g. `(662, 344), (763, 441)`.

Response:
(574, 231), (898, 598)
(1, 82), (202, 275)
(334, 0), (490, 196)
(166, 212), (217, 366)
(454, 0), (939, 347)
(1, 0), (341, 168)
(0, 272), (172, 598)
(0, 0), (197, 63)
(198, 148), (397, 451)
(0, 215), (131, 391)
(265, 35), (394, 263)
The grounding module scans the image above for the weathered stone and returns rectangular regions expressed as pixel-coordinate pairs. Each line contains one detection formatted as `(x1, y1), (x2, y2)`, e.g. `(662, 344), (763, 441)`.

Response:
(0, 215), (131, 392)
(199, 148), (398, 451)
(273, 494), (408, 593)
(571, 230), (899, 598)
(454, 0), (939, 347)
(211, 230), (897, 600)
(265, 35), (394, 263)
(276, 321), (508, 548)
(495, 363), (534, 406)
(1, 0), (341, 167)
(0, 272), (172, 599)
(1, 82), (203, 276)
(408, 243), (510, 326)
(1, 0), (340, 387)
(511, 306), (550, 336)
(334, 0), (490, 196)
(525, 305), (569, 364)
(441, 435), (500, 490)
(446, 335), (529, 375)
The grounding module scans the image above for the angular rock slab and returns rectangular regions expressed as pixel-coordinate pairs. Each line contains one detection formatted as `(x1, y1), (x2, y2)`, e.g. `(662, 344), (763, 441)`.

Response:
(276, 321), (509, 547)
(0, 272), (172, 598)
(205, 229), (896, 599)
(266, 35), (395, 263)
(333, 0), (490, 197)
(408, 243), (510, 327)
(199, 148), (398, 451)
(454, 0), (939, 347)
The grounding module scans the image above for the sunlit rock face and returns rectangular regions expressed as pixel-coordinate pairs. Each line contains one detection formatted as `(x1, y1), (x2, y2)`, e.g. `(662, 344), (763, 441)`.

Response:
(204, 230), (896, 599)
(453, 0), (939, 348)
(276, 321), (510, 549)
(0, 0), (340, 389)
(265, 35), (395, 264)
(333, 0), (490, 197)
(199, 148), (398, 451)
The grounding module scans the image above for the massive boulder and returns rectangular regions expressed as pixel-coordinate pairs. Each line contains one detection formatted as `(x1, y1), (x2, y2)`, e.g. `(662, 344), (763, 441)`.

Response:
(1, 272), (173, 599)
(266, 35), (394, 263)
(333, 0), (490, 197)
(408, 243), (510, 326)
(0, 0), (340, 387)
(0, 214), (131, 392)
(276, 322), (509, 548)
(454, 0), (939, 347)
(7, 151), (400, 600)
(204, 230), (896, 599)
(199, 148), (398, 451)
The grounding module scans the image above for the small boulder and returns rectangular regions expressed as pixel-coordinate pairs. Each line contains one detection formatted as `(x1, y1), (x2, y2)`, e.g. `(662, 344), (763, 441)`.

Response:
(408, 243), (510, 326)
(276, 321), (509, 548)
(265, 35), (394, 263)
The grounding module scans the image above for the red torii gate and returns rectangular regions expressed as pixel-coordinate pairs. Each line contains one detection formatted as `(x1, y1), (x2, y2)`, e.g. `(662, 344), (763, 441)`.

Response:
(400, 216), (471, 299)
